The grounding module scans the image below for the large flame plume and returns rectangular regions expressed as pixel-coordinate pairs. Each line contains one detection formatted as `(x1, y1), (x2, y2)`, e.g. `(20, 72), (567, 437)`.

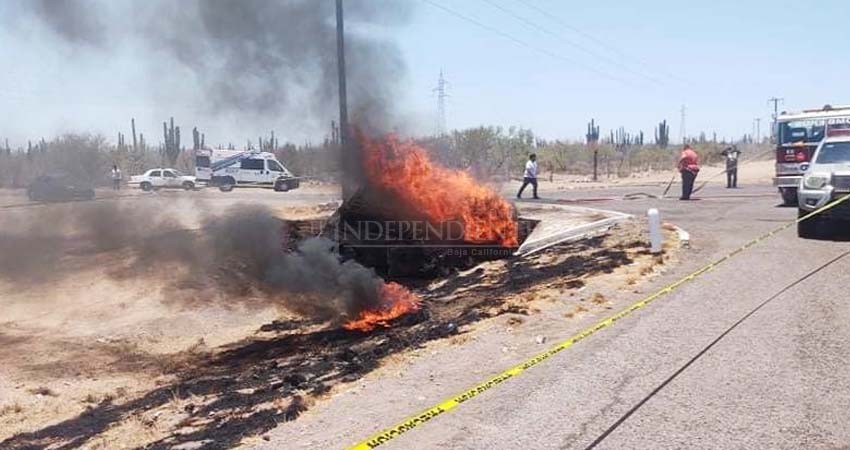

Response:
(357, 132), (519, 247)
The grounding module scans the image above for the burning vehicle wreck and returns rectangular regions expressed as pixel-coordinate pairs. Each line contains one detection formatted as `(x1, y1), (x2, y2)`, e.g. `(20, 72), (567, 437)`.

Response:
(333, 132), (535, 278)
(285, 131), (541, 331)
(331, 190), (537, 279)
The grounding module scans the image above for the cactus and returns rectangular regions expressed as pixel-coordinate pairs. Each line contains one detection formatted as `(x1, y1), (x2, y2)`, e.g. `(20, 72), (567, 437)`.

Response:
(613, 126), (631, 150)
(192, 127), (200, 150)
(585, 119), (600, 144)
(654, 120), (670, 148)
(162, 117), (181, 166)
(131, 118), (138, 151)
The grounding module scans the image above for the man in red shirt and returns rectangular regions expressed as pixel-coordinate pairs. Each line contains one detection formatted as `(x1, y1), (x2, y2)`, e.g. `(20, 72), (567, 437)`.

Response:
(678, 144), (700, 200)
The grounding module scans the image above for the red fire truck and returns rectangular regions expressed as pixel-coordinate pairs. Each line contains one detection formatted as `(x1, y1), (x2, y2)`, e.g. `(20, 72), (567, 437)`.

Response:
(774, 105), (850, 205)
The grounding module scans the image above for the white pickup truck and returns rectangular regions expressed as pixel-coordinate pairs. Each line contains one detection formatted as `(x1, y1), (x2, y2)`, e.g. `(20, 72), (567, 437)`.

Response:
(797, 135), (850, 238)
(129, 168), (197, 192)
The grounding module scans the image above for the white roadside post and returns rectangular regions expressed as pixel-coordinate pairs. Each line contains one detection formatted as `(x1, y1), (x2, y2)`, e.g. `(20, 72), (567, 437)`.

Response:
(647, 208), (662, 254)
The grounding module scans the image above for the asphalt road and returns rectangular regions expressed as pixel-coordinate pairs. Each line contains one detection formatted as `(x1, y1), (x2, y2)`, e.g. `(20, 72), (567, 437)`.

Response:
(290, 182), (850, 450)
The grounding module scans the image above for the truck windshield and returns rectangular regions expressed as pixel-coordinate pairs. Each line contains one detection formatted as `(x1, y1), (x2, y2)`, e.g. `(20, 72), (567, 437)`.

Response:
(816, 142), (850, 164)
(779, 120), (825, 145)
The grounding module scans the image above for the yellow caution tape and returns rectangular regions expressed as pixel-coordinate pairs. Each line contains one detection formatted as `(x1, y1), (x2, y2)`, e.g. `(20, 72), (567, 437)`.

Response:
(347, 194), (850, 450)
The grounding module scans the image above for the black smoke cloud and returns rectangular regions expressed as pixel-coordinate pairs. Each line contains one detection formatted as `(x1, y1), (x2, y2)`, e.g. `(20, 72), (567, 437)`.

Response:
(202, 204), (383, 320)
(0, 201), (385, 324)
(18, 0), (412, 128)
(31, 0), (105, 46)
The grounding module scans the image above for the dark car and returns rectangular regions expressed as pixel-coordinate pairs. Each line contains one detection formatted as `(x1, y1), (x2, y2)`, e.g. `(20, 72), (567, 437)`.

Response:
(27, 175), (95, 202)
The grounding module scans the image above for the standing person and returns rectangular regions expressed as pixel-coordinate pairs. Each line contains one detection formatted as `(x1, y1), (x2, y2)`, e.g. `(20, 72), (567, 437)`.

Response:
(677, 144), (700, 200)
(111, 165), (122, 190)
(721, 145), (742, 188)
(517, 153), (539, 199)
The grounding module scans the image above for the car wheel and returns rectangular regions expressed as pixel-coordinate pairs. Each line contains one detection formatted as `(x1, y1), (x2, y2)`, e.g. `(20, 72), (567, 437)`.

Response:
(274, 180), (289, 192)
(183, 181), (195, 191)
(781, 188), (798, 206)
(140, 182), (153, 192)
(218, 177), (235, 192)
(797, 209), (823, 239)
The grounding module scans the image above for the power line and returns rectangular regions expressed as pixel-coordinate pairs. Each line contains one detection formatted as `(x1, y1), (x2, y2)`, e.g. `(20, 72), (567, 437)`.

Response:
(480, 0), (664, 87)
(420, 0), (633, 86)
(513, 0), (686, 85)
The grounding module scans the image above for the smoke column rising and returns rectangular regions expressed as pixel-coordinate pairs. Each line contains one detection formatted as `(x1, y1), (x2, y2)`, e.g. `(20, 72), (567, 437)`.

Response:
(7, 0), (414, 142)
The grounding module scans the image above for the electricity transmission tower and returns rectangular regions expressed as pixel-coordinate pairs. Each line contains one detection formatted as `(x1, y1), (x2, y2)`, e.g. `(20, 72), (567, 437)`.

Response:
(679, 105), (687, 144)
(433, 70), (449, 136)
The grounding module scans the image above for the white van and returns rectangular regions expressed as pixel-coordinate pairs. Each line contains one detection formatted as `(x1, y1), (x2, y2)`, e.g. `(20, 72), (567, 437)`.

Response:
(195, 149), (300, 192)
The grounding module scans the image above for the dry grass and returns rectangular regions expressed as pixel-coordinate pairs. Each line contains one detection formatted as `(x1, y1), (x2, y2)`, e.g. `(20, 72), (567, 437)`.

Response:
(79, 412), (166, 450)
(506, 316), (525, 326)
(521, 292), (537, 302)
(448, 334), (472, 346)
(564, 304), (590, 319)
(590, 293), (608, 304)
(0, 403), (24, 416)
(27, 386), (58, 397)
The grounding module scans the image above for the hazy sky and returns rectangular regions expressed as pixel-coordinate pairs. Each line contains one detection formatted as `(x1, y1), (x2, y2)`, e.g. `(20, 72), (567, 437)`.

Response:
(1, 0), (848, 148)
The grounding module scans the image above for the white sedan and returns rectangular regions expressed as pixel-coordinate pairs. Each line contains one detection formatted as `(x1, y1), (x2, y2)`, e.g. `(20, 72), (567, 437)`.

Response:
(129, 168), (197, 191)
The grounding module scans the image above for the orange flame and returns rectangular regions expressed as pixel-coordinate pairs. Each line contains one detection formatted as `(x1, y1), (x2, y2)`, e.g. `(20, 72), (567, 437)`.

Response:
(358, 132), (518, 247)
(343, 282), (421, 332)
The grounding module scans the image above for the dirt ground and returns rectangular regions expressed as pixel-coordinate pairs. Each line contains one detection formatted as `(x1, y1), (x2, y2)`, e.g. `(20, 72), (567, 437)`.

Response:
(0, 186), (679, 450)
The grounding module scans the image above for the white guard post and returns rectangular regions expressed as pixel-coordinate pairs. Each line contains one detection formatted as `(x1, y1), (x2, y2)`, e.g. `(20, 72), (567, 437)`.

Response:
(647, 208), (662, 254)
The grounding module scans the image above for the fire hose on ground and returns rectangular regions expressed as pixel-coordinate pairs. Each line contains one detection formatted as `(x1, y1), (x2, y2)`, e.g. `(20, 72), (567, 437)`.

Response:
(543, 148), (777, 204)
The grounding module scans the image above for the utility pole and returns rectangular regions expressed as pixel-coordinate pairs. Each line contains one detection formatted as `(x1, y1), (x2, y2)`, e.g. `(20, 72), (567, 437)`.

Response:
(755, 118), (762, 144)
(433, 70), (449, 136)
(335, 0), (352, 199)
(768, 97), (784, 143)
(679, 105), (687, 144)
